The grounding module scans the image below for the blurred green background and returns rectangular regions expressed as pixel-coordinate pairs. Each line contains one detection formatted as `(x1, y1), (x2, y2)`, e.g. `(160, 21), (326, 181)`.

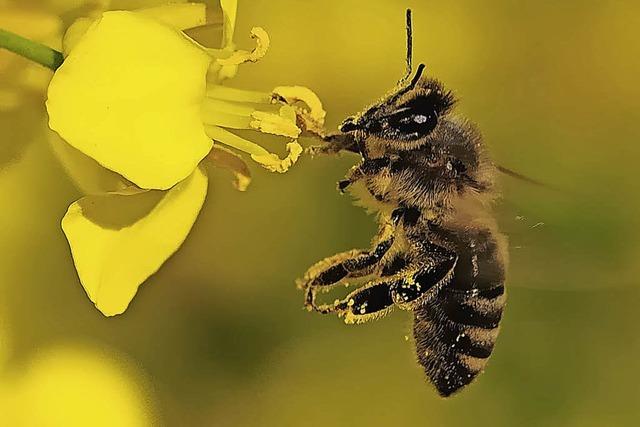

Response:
(1, 0), (640, 425)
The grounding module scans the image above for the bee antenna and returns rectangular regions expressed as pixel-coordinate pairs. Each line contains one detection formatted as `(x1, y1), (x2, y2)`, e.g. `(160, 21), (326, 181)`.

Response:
(400, 10), (425, 88)
(404, 9), (413, 79)
(409, 63), (426, 89)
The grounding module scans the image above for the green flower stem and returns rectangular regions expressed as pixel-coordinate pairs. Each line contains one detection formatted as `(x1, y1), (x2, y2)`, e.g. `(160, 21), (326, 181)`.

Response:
(0, 28), (63, 71)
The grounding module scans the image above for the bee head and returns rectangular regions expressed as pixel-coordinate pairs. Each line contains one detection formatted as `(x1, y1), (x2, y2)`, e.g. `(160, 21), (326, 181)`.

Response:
(339, 65), (456, 148)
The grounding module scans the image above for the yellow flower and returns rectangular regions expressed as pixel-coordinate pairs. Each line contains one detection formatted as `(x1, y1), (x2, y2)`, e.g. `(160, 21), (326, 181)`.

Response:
(48, 9), (212, 190)
(0, 345), (153, 426)
(44, 1), (326, 316)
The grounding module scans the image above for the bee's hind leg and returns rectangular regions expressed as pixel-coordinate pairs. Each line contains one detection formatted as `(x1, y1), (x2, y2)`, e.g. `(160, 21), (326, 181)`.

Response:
(328, 255), (458, 324)
(298, 237), (394, 312)
(320, 277), (399, 322)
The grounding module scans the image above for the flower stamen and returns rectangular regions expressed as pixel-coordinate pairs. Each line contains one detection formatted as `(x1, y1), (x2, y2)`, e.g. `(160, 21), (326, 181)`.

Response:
(204, 125), (270, 157)
(203, 125), (302, 173)
(217, 27), (270, 65)
(273, 86), (327, 135)
(202, 98), (260, 117)
(250, 106), (300, 138)
(205, 85), (272, 103)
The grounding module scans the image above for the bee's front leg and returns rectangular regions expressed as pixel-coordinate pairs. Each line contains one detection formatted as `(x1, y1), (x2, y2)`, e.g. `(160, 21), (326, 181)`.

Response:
(337, 156), (394, 193)
(337, 165), (365, 193)
(391, 205), (422, 226)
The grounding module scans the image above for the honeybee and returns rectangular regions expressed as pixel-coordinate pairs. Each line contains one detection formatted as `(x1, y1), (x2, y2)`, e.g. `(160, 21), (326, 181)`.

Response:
(297, 10), (508, 396)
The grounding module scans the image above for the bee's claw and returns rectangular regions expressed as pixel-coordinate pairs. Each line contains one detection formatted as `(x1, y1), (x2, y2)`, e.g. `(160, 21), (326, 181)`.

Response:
(338, 180), (351, 193)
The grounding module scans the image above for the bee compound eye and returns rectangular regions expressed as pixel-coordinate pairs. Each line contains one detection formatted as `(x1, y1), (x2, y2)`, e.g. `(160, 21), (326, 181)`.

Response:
(388, 110), (438, 139)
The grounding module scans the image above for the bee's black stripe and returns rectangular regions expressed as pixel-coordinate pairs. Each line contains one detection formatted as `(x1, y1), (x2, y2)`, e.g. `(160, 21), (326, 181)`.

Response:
(440, 324), (493, 359)
(440, 284), (505, 329)
(437, 320), (494, 359)
(477, 284), (505, 300)
(441, 298), (502, 329)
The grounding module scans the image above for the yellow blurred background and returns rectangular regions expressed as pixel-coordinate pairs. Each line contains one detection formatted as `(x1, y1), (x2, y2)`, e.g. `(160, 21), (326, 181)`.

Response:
(1, 0), (640, 425)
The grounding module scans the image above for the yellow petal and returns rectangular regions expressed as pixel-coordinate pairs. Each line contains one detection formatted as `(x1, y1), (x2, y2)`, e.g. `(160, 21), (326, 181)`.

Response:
(48, 131), (131, 195)
(137, 2), (207, 31)
(47, 11), (213, 190)
(62, 168), (208, 316)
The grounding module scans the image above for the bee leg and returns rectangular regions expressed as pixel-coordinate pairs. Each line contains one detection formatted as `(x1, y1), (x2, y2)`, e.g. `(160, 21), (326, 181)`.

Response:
(299, 237), (395, 311)
(393, 257), (457, 307)
(327, 254), (458, 323)
(387, 238), (459, 308)
(300, 237), (395, 289)
(391, 205), (421, 226)
(338, 157), (392, 193)
(338, 166), (364, 193)
(315, 277), (399, 321)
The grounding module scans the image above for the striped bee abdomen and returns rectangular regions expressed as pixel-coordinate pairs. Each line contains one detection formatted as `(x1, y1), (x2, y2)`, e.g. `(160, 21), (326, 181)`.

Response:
(413, 226), (507, 396)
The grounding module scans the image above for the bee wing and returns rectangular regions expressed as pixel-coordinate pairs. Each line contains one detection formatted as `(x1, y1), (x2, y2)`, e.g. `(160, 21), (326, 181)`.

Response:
(413, 227), (507, 397)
